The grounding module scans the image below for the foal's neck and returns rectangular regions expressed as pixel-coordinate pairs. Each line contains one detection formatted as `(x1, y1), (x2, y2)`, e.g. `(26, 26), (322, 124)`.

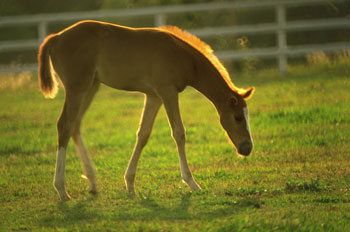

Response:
(189, 58), (233, 111)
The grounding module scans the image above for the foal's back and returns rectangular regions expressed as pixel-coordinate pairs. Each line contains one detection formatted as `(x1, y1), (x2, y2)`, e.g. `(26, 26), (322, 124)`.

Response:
(51, 20), (195, 94)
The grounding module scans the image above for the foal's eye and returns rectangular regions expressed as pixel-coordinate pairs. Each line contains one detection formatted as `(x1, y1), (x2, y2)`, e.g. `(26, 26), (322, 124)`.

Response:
(235, 116), (243, 123)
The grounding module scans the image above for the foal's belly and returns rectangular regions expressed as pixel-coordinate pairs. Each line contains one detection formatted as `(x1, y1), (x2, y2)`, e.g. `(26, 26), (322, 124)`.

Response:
(96, 64), (155, 94)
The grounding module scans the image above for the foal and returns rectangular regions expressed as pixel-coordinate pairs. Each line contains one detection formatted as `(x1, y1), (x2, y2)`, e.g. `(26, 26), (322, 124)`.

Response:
(38, 20), (255, 201)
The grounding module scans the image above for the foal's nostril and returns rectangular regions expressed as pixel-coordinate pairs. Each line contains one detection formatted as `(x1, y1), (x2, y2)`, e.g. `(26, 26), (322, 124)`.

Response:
(238, 141), (252, 156)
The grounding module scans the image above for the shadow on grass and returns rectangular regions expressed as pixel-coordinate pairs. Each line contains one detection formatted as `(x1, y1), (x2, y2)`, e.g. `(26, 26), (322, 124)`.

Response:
(38, 192), (261, 229)
(136, 191), (192, 220)
(39, 196), (102, 229)
(114, 192), (261, 221)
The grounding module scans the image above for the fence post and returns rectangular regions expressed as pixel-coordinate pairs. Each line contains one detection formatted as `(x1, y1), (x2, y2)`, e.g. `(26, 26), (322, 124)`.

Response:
(154, 14), (166, 27)
(276, 4), (287, 73)
(38, 21), (48, 43)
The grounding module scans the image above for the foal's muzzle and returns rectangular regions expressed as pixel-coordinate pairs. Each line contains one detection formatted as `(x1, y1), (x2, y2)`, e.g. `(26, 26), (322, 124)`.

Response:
(238, 141), (253, 156)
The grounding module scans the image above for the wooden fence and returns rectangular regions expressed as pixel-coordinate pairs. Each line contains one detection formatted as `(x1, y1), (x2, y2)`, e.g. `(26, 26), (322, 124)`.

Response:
(0, 0), (349, 73)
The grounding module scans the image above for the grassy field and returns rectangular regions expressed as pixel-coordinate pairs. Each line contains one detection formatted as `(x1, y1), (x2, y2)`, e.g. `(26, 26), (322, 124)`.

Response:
(0, 61), (349, 231)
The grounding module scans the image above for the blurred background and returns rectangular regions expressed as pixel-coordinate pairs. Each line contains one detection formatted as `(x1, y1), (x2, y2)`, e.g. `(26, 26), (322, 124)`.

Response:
(0, 0), (349, 74)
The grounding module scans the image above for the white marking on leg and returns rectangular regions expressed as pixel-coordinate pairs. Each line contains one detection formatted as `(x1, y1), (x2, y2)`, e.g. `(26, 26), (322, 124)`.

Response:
(162, 92), (201, 191)
(243, 107), (252, 140)
(178, 149), (201, 191)
(54, 147), (71, 201)
(74, 135), (97, 193)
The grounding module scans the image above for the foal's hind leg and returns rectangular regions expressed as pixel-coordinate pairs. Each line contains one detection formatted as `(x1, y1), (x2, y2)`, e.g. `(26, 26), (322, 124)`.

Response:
(124, 94), (162, 194)
(72, 80), (100, 194)
(54, 90), (86, 201)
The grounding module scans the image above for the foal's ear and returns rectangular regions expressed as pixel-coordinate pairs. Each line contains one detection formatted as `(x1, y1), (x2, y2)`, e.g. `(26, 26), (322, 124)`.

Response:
(241, 87), (255, 100)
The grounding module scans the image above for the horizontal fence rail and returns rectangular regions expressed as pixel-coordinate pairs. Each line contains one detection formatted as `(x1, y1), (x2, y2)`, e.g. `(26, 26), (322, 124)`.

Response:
(0, 0), (349, 73)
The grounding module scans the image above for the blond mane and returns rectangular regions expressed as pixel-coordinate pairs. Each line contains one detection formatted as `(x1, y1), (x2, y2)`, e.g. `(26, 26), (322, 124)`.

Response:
(160, 26), (244, 94)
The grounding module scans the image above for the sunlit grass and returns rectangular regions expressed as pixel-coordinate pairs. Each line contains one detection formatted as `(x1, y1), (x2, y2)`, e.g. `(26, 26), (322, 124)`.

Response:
(0, 59), (349, 231)
(0, 71), (33, 90)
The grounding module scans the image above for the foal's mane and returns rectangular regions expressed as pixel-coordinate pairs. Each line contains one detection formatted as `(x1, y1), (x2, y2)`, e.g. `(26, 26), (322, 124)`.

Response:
(160, 26), (244, 94)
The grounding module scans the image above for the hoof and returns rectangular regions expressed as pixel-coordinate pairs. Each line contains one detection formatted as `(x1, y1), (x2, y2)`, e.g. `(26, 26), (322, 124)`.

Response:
(127, 190), (136, 196)
(182, 179), (202, 191)
(192, 185), (202, 191)
(125, 183), (135, 196)
(89, 189), (98, 195)
(127, 191), (136, 199)
(59, 192), (71, 202)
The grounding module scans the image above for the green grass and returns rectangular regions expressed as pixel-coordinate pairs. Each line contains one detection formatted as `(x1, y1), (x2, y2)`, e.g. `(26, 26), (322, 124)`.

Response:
(0, 62), (349, 231)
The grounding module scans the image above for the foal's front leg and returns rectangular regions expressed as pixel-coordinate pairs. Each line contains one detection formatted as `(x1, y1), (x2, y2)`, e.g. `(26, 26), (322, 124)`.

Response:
(161, 90), (201, 191)
(124, 95), (162, 194)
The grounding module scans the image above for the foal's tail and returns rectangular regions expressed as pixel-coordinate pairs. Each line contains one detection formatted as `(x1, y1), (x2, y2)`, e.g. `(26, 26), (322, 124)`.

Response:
(37, 34), (58, 99)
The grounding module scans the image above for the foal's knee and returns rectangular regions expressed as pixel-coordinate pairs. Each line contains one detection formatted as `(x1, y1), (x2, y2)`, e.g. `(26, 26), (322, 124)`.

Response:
(71, 124), (81, 143)
(136, 129), (151, 148)
(172, 128), (186, 144)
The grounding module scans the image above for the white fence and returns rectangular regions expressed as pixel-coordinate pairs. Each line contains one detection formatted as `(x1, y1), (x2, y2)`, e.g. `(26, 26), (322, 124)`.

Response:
(0, 0), (349, 73)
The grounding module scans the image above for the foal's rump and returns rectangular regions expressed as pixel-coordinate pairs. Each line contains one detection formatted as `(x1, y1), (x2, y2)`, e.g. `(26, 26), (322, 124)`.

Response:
(37, 21), (102, 97)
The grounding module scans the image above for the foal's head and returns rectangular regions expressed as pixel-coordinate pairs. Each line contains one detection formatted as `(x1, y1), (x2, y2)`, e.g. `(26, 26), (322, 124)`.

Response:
(219, 87), (255, 156)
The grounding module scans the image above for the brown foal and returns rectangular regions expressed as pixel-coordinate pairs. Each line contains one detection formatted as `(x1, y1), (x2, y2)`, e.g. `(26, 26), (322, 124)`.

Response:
(38, 20), (255, 201)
